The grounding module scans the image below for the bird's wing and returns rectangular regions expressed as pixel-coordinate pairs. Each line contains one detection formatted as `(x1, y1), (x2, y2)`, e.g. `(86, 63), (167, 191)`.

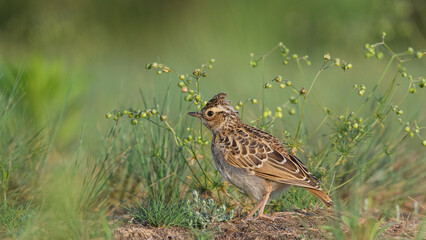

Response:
(217, 125), (322, 190)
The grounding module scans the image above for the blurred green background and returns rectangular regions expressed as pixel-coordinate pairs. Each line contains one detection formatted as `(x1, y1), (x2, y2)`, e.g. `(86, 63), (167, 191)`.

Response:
(0, 0), (425, 150)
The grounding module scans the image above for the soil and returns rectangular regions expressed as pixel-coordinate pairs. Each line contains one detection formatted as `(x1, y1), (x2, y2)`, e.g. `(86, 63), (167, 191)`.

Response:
(113, 209), (424, 240)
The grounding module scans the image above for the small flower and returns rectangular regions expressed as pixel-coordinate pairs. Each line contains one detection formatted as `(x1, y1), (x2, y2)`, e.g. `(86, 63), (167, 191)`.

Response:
(251, 99), (258, 104)
(323, 53), (331, 60)
(193, 69), (201, 77)
(286, 81), (292, 86)
(152, 62), (158, 68)
(353, 123), (359, 129)
(404, 126), (411, 132)
(202, 71), (207, 77)
(151, 109), (157, 114)
(181, 86), (188, 93)
(275, 112), (283, 118)
(300, 88), (306, 95)
(162, 67), (171, 73)
(160, 115), (167, 121)
(179, 74), (185, 80)
(263, 109), (272, 117)
(279, 84), (285, 89)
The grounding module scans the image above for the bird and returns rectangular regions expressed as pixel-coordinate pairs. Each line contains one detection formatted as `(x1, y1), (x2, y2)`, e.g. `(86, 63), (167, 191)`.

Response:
(188, 92), (333, 220)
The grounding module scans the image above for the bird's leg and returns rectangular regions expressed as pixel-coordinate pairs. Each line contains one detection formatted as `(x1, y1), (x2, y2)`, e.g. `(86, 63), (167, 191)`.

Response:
(252, 183), (275, 220)
(245, 199), (264, 220)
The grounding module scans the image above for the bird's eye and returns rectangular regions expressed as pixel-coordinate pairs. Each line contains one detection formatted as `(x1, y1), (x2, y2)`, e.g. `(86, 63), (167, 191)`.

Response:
(207, 111), (214, 117)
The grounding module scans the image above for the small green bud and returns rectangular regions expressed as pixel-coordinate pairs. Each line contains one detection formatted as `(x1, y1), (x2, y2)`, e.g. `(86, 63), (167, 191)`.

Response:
(376, 52), (384, 59)
(202, 71), (207, 77)
(160, 115), (167, 121)
(128, 113), (134, 118)
(123, 110), (129, 114)
(238, 101), (244, 106)
(360, 84), (366, 90)
(178, 81), (186, 87)
(203, 140), (209, 145)
(402, 72), (407, 77)
(151, 109), (157, 114)
(185, 94), (192, 102)
(416, 52), (423, 59)
(209, 58), (216, 63)
(250, 61), (258, 67)
(396, 110), (403, 115)
(353, 84), (358, 89)
(275, 112), (283, 118)
(334, 58), (341, 66)
(407, 47), (414, 54)
(300, 88), (306, 95)
(290, 96), (298, 104)
(346, 63), (352, 69)
(409, 87), (416, 94)
(208, 65), (213, 69)
(235, 105), (240, 111)
(157, 70), (162, 75)
(306, 61), (312, 66)
(189, 90), (195, 95)
(420, 82), (425, 88)
(265, 82), (272, 89)
(113, 116), (118, 121)
(187, 135), (193, 141)
(404, 126), (411, 132)
(353, 123), (359, 129)
(106, 112), (112, 118)
(131, 119), (138, 125)
(194, 95), (201, 101)
(292, 54), (298, 59)
(289, 108), (296, 115)
(275, 76), (283, 82)
(146, 63), (152, 69)
(276, 106), (282, 112)
(283, 60), (288, 65)
(358, 90), (365, 96)
(179, 74), (185, 80)
(152, 62), (158, 68)
(286, 81), (292, 86)
(423, 140), (426, 146)
(279, 83), (285, 89)
(141, 112), (147, 118)
(251, 99), (258, 104)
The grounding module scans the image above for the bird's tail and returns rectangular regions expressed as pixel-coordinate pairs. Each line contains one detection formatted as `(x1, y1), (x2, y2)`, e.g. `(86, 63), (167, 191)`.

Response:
(306, 188), (334, 207)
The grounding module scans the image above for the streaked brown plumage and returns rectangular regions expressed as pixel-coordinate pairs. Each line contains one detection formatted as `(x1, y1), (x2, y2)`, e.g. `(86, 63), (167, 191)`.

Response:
(188, 92), (333, 220)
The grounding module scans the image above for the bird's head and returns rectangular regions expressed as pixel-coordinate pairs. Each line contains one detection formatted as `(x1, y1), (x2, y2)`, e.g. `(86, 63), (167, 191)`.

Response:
(188, 92), (239, 133)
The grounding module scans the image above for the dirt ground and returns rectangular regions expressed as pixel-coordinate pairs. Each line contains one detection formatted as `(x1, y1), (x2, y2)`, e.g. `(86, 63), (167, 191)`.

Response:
(113, 209), (424, 240)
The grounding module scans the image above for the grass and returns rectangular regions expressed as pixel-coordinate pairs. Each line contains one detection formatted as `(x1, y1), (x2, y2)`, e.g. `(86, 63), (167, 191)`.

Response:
(0, 33), (425, 239)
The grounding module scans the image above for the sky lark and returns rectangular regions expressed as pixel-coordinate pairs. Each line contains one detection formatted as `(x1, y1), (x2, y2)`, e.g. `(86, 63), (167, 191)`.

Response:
(188, 92), (333, 220)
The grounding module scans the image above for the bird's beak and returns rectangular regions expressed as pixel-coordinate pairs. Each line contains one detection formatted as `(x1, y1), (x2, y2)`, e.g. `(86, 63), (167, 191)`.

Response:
(187, 111), (202, 118)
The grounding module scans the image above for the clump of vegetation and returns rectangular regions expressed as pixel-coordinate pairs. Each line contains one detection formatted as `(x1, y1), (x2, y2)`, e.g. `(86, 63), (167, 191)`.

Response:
(130, 190), (234, 228)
